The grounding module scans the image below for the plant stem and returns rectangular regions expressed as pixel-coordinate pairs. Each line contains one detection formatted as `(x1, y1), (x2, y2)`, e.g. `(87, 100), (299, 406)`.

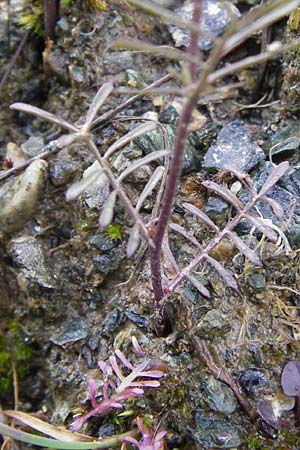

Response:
(150, 0), (202, 337)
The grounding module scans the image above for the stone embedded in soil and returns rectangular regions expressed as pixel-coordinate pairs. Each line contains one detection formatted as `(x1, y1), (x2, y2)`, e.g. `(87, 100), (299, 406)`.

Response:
(204, 377), (237, 414)
(0, 159), (48, 233)
(103, 51), (135, 75)
(50, 319), (88, 346)
(169, 0), (240, 51)
(9, 236), (56, 288)
(100, 308), (124, 338)
(239, 368), (267, 395)
(247, 272), (266, 291)
(203, 120), (265, 172)
(205, 197), (228, 218)
(21, 136), (44, 157)
(89, 233), (117, 252)
(195, 414), (244, 448)
(50, 161), (77, 186)
(135, 124), (203, 174)
(196, 309), (231, 338)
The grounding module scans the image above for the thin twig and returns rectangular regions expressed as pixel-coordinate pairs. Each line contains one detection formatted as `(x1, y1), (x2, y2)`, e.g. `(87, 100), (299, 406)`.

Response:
(192, 335), (257, 422)
(0, 30), (30, 96)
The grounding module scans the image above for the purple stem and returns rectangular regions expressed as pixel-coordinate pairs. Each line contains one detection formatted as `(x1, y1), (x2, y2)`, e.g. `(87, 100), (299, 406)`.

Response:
(150, 0), (202, 337)
(43, 0), (59, 42)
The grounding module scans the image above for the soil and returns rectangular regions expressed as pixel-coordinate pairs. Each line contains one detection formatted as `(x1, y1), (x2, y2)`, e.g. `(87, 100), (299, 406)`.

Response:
(1, 1), (300, 449)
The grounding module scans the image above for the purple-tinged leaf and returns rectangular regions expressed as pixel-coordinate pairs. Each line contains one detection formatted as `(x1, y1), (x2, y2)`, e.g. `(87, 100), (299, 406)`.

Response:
(281, 360), (300, 397)
(130, 380), (161, 388)
(87, 379), (98, 408)
(201, 180), (244, 210)
(257, 399), (280, 430)
(260, 195), (285, 219)
(138, 370), (164, 379)
(115, 349), (134, 371)
(98, 359), (110, 375)
(185, 273), (210, 298)
(205, 255), (238, 290)
(131, 336), (145, 357)
(109, 355), (124, 381)
(258, 162), (289, 197)
(182, 202), (219, 232)
(226, 231), (261, 266)
(246, 216), (278, 242)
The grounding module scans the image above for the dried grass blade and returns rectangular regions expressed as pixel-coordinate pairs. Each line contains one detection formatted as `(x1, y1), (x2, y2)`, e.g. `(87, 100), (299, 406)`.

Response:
(118, 151), (168, 183)
(104, 122), (157, 160)
(0, 421), (135, 449)
(84, 82), (114, 130)
(185, 273), (211, 298)
(227, 231), (261, 266)
(258, 161), (289, 197)
(201, 181), (243, 210)
(4, 410), (93, 442)
(223, 164), (255, 191)
(205, 255), (238, 290)
(182, 202), (220, 232)
(10, 103), (78, 133)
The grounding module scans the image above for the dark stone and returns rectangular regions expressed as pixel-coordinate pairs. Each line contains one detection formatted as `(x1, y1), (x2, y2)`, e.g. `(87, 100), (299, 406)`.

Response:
(239, 368), (267, 395)
(204, 120), (265, 172)
(89, 234), (116, 252)
(205, 197), (228, 218)
(100, 308), (124, 338)
(50, 319), (88, 346)
(195, 414), (244, 448)
(125, 310), (149, 329)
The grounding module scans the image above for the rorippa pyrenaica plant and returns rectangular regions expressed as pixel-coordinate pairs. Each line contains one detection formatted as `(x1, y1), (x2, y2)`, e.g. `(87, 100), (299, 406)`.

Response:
(8, 0), (299, 337)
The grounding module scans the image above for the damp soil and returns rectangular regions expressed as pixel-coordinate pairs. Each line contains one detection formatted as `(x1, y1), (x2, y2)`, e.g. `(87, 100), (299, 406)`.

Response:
(1, 2), (300, 450)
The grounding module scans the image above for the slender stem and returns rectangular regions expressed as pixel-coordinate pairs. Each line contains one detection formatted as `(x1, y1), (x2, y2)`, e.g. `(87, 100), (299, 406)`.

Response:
(43, 0), (59, 42)
(192, 335), (257, 422)
(150, 0), (202, 337)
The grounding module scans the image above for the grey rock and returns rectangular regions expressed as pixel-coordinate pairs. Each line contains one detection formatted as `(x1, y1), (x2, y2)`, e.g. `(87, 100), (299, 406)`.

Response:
(204, 377), (237, 414)
(21, 136), (44, 157)
(195, 414), (244, 448)
(239, 368), (267, 395)
(0, 159), (48, 233)
(100, 308), (124, 337)
(89, 233), (116, 252)
(135, 124), (202, 174)
(50, 319), (88, 346)
(205, 197), (228, 218)
(247, 272), (266, 291)
(196, 310), (231, 338)
(204, 120), (265, 172)
(104, 51), (135, 75)
(170, 0), (240, 51)
(9, 236), (56, 288)
(50, 161), (77, 186)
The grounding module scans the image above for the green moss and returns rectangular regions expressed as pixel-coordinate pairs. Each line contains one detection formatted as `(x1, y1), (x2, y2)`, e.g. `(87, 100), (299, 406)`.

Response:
(0, 320), (34, 398)
(106, 223), (122, 241)
(19, 1), (44, 37)
(247, 434), (267, 449)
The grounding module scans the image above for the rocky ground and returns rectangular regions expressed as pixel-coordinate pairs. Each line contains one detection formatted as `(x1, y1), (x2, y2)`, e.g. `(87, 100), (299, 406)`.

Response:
(1, 1), (300, 449)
